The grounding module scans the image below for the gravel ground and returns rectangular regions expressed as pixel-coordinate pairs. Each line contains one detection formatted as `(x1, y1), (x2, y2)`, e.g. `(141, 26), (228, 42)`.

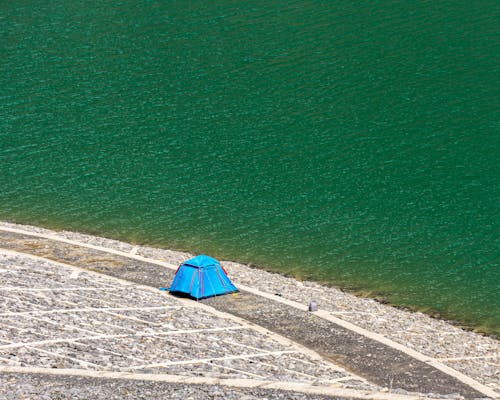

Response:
(0, 372), (338, 400)
(0, 221), (497, 399)
(0, 252), (367, 389)
(32, 221), (497, 396)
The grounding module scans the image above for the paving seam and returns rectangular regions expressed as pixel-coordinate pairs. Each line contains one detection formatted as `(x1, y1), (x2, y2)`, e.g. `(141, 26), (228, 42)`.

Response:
(0, 248), (358, 382)
(129, 350), (298, 369)
(0, 325), (247, 351)
(0, 226), (496, 398)
(0, 366), (432, 400)
(234, 283), (497, 399)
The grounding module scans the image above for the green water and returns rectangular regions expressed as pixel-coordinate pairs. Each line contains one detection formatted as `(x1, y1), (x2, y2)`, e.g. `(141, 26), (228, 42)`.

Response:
(1, 1), (499, 334)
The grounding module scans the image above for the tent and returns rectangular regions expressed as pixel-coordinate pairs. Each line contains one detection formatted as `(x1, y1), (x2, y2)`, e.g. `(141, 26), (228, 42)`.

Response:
(168, 255), (238, 299)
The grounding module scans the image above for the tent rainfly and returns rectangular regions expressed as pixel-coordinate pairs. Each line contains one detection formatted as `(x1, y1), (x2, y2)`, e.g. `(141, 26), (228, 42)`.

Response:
(168, 255), (238, 299)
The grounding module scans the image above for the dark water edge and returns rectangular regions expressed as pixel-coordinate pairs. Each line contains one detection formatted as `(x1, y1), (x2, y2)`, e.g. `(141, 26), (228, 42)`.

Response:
(3, 217), (497, 339)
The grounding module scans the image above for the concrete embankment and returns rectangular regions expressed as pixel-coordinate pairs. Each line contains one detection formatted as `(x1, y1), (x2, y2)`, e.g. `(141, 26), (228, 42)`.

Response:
(0, 222), (497, 399)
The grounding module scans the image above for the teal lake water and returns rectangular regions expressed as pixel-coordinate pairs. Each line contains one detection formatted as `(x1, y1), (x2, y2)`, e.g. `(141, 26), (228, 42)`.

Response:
(1, 1), (499, 334)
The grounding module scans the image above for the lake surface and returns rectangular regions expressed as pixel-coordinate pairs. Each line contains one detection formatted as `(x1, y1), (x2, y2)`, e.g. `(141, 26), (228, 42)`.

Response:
(1, 1), (498, 334)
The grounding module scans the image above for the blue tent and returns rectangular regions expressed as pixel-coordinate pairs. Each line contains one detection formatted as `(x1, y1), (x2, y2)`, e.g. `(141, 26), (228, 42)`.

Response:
(168, 255), (238, 299)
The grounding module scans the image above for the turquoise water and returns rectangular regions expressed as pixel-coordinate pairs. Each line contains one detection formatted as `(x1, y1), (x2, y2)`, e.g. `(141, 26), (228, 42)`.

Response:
(1, 1), (499, 334)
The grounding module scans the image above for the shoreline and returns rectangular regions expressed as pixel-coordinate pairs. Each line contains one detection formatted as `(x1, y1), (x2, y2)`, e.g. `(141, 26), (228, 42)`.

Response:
(4, 218), (497, 338)
(0, 221), (498, 397)
(3, 219), (495, 338)
(233, 260), (490, 338)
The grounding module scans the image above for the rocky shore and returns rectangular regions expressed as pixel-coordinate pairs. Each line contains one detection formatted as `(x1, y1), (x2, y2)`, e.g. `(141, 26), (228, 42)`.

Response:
(0, 221), (497, 399)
